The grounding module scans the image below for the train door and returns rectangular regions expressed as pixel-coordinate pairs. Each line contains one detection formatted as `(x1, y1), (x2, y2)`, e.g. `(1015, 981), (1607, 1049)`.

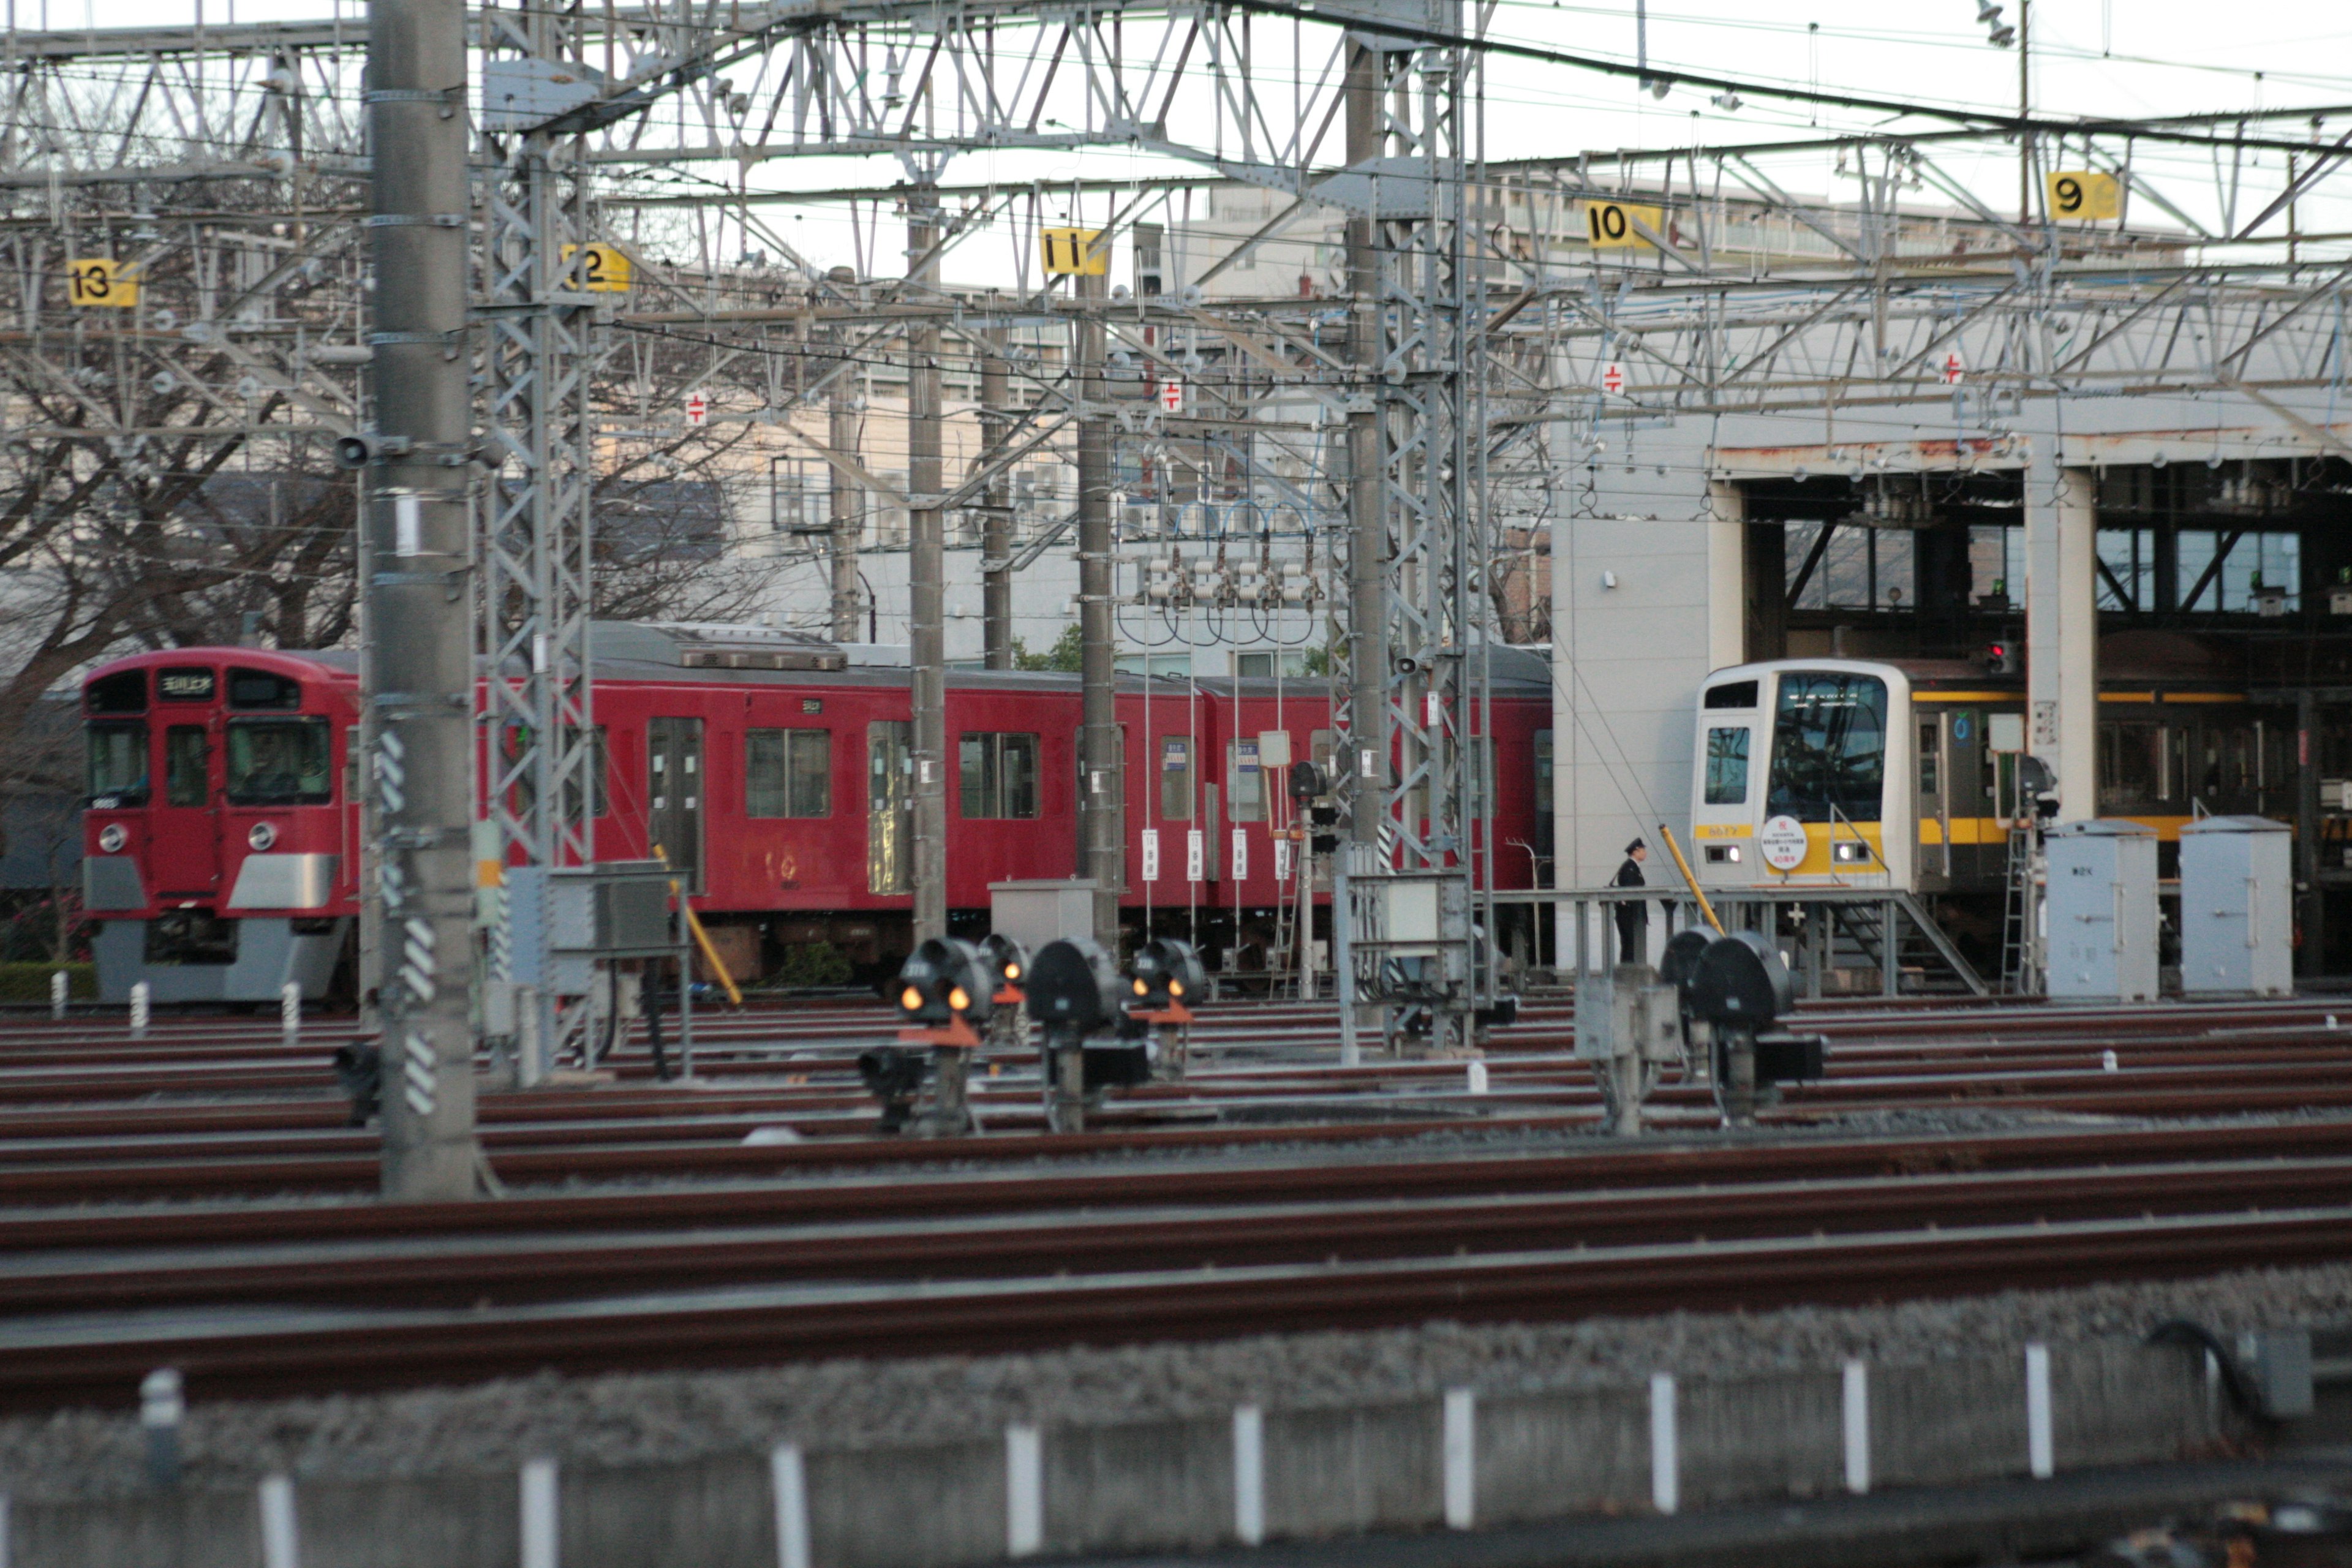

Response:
(149, 719), (221, 899)
(647, 717), (704, 894)
(1916, 714), (1950, 881)
(868, 720), (913, 895)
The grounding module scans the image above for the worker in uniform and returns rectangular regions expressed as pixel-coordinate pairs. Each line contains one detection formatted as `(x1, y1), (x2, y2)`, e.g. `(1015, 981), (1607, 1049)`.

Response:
(1612, 837), (1649, 965)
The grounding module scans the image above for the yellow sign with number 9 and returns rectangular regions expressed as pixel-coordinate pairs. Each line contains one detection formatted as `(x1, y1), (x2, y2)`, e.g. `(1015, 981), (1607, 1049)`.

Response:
(2045, 171), (2121, 222)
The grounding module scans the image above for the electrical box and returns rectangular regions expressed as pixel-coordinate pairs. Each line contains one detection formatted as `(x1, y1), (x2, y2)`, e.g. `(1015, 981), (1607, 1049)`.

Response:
(1574, 964), (1681, 1063)
(2178, 815), (2293, 998)
(990, 880), (1099, 951)
(2043, 819), (2159, 1003)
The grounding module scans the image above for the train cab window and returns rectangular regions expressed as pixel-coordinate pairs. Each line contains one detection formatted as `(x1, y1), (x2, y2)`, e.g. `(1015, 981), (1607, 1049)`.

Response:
(165, 727), (210, 808)
(156, 666), (216, 703)
(225, 718), (333, 805)
(86, 723), (149, 805)
(960, 732), (1039, 820)
(227, 668), (304, 710)
(747, 728), (831, 818)
(1765, 673), (1888, 823)
(1159, 737), (1193, 820)
(1703, 680), (1758, 710)
(87, 669), (146, 713)
(1227, 739), (1264, 823)
(1704, 726), (1751, 805)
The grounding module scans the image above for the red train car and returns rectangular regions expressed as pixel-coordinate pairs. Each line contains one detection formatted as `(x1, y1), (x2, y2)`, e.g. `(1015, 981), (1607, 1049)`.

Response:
(79, 624), (1552, 1001)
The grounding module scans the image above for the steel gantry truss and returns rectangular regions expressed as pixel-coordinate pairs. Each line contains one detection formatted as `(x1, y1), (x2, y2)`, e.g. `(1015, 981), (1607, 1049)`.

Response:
(9, 0), (2352, 1087)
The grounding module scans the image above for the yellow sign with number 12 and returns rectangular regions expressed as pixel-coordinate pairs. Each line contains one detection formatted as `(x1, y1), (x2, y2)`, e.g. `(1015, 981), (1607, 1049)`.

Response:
(560, 243), (633, 292)
(67, 258), (138, 308)
(2046, 171), (2122, 222)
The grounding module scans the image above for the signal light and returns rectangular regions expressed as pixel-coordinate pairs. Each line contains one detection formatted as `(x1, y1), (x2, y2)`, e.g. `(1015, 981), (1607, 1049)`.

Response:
(1126, 937), (1205, 1016)
(978, 933), (1028, 1004)
(1984, 641), (2019, 675)
(892, 938), (995, 1030)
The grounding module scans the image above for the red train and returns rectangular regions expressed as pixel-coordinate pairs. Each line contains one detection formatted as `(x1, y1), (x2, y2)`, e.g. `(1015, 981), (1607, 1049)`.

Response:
(78, 624), (1553, 1002)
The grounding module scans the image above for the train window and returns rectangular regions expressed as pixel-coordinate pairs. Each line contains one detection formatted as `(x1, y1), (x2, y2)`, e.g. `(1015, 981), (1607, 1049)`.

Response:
(87, 669), (146, 713)
(1534, 731), (1554, 816)
(1704, 727), (1751, 804)
(227, 668), (303, 710)
(747, 728), (831, 818)
(86, 723), (149, 805)
(561, 725), (609, 821)
(1704, 680), (1758, 710)
(225, 718), (333, 805)
(960, 732), (1039, 820)
(2099, 723), (2167, 810)
(157, 666), (216, 703)
(1917, 721), (1940, 797)
(1159, 737), (1193, 820)
(1764, 673), (1888, 823)
(165, 727), (210, 808)
(1227, 740), (1264, 823)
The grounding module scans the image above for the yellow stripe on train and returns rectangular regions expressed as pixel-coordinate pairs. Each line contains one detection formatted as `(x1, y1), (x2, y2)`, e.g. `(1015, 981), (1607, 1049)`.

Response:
(1924, 814), (2205, 846)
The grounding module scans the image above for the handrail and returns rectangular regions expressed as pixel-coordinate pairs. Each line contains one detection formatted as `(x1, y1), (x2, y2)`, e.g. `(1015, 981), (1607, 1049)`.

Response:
(1656, 823), (1725, 935)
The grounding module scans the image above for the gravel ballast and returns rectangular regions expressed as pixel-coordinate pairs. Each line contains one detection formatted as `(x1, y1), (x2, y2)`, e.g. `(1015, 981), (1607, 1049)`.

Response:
(1, 1261), (2342, 1502)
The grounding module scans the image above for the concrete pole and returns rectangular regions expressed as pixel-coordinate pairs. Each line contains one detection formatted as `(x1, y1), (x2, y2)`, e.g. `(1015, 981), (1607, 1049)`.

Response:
(980, 330), (1014, 670)
(367, 0), (478, 1199)
(827, 352), (862, 643)
(1343, 40), (1386, 849)
(2025, 459), (2097, 821)
(908, 192), (948, 943)
(1076, 264), (1122, 948)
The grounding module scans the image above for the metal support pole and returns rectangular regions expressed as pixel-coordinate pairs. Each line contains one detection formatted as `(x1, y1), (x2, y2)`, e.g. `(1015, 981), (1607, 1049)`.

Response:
(980, 330), (1014, 670)
(1342, 40), (1385, 851)
(907, 192), (949, 944)
(1076, 264), (1121, 949)
(367, 0), (478, 1200)
(828, 356), (862, 643)
(2298, 690), (2324, 980)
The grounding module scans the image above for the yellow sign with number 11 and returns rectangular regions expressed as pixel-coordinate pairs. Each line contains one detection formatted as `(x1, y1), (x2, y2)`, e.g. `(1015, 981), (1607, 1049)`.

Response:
(1041, 228), (1109, 276)
(67, 258), (137, 307)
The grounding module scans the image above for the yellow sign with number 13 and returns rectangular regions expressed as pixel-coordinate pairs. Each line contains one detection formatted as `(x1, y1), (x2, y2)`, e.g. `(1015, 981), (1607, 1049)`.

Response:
(67, 258), (138, 308)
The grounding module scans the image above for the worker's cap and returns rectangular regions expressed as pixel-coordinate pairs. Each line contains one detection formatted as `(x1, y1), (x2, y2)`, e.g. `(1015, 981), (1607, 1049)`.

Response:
(1624, 837), (1647, 854)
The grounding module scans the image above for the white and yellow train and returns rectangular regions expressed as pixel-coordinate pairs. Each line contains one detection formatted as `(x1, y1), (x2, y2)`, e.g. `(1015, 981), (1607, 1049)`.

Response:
(1689, 652), (2293, 900)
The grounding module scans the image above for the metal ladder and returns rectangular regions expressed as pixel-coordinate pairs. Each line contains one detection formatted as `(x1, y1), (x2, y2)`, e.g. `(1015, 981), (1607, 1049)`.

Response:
(1998, 824), (2043, 995)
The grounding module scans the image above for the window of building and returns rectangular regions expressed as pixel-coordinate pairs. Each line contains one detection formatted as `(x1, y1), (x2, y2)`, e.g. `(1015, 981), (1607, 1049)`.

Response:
(960, 732), (1039, 819)
(1227, 739), (1264, 822)
(1159, 736), (1193, 820)
(2096, 529), (2157, 611)
(747, 728), (831, 818)
(165, 726), (209, 808)
(225, 717), (333, 805)
(1705, 726), (1751, 805)
(1785, 521), (1913, 611)
(2177, 530), (2301, 612)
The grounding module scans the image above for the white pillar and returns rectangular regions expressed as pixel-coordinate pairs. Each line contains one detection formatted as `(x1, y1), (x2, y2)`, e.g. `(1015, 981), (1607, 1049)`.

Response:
(2026, 461), (2097, 821)
(1706, 480), (1746, 672)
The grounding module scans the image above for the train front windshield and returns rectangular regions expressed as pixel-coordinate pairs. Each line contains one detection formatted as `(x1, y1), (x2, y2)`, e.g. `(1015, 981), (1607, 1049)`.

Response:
(1765, 673), (1889, 823)
(225, 718), (333, 804)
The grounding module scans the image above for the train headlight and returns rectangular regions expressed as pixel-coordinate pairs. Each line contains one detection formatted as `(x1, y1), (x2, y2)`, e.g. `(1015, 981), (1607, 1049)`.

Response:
(1830, 840), (1871, 864)
(247, 822), (278, 851)
(97, 824), (127, 853)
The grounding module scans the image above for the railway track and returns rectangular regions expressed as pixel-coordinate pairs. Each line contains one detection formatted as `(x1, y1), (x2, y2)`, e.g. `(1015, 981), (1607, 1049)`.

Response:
(0, 992), (2346, 1413)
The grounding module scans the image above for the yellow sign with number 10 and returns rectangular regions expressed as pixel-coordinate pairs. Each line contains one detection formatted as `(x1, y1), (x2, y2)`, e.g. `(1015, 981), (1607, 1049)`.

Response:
(1583, 200), (1665, 249)
(67, 258), (137, 308)
(2046, 171), (2122, 222)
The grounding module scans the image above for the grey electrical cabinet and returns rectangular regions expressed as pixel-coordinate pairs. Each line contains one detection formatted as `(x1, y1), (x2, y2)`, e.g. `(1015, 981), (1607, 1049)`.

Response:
(2178, 815), (2293, 997)
(989, 880), (1099, 951)
(2044, 819), (2159, 1003)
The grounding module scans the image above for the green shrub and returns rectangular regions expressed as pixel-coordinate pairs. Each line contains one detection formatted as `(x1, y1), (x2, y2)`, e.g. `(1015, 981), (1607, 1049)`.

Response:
(0, 962), (96, 1003)
(769, 941), (854, 989)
